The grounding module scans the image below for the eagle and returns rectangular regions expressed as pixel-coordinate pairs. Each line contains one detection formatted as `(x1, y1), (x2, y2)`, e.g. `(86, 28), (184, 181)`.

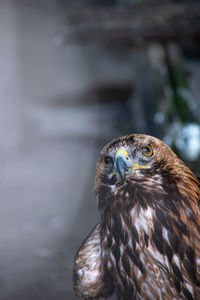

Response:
(73, 134), (200, 300)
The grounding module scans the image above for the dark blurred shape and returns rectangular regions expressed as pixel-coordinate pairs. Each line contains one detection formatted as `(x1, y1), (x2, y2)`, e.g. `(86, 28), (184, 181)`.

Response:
(90, 83), (134, 104)
(65, 2), (200, 46)
(49, 82), (134, 106)
(164, 44), (197, 124)
(181, 40), (200, 60)
(58, 0), (117, 9)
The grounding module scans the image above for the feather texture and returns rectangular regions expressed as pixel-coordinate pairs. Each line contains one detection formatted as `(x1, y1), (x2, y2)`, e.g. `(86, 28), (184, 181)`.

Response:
(73, 134), (200, 299)
(73, 223), (114, 299)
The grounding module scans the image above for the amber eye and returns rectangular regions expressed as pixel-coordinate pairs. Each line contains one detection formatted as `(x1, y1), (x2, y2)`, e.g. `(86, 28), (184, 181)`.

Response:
(102, 156), (113, 169)
(141, 145), (153, 157)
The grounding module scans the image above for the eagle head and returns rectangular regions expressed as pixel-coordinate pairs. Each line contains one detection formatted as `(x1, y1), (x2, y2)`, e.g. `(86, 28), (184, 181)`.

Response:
(94, 134), (198, 214)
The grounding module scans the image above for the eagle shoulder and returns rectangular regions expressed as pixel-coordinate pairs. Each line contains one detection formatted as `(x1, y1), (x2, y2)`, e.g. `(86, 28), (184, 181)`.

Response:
(73, 223), (114, 299)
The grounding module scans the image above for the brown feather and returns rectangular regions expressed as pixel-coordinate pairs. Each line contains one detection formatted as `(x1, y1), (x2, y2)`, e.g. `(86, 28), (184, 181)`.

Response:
(74, 134), (200, 299)
(73, 223), (114, 299)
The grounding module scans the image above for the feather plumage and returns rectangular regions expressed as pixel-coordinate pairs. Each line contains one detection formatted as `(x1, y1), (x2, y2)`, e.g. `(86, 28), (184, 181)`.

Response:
(73, 134), (200, 299)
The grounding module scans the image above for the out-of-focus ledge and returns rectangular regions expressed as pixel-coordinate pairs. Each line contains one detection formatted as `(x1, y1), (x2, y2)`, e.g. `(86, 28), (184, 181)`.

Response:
(45, 82), (134, 107)
(65, 2), (200, 46)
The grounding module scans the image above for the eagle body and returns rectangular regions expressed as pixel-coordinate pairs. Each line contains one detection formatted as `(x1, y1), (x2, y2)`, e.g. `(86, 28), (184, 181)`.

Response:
(73, 134), (200, 300)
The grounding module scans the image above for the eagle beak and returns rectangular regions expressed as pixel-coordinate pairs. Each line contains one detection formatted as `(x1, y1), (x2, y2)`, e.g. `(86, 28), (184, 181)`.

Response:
(114, 150), (132, 180)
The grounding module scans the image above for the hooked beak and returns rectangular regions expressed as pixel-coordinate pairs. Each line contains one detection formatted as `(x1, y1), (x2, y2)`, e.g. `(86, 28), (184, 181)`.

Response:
(114, 149), (148, 180)
(114, 150), (132, 180)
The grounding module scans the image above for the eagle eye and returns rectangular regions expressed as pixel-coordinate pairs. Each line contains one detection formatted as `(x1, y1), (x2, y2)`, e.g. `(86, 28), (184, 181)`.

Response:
(141, 145), (153, 157)
(102, 156), (113, 169)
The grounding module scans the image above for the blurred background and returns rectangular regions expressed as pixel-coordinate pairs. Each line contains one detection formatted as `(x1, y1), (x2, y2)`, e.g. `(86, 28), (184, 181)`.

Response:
(0, 0), (200, 299)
